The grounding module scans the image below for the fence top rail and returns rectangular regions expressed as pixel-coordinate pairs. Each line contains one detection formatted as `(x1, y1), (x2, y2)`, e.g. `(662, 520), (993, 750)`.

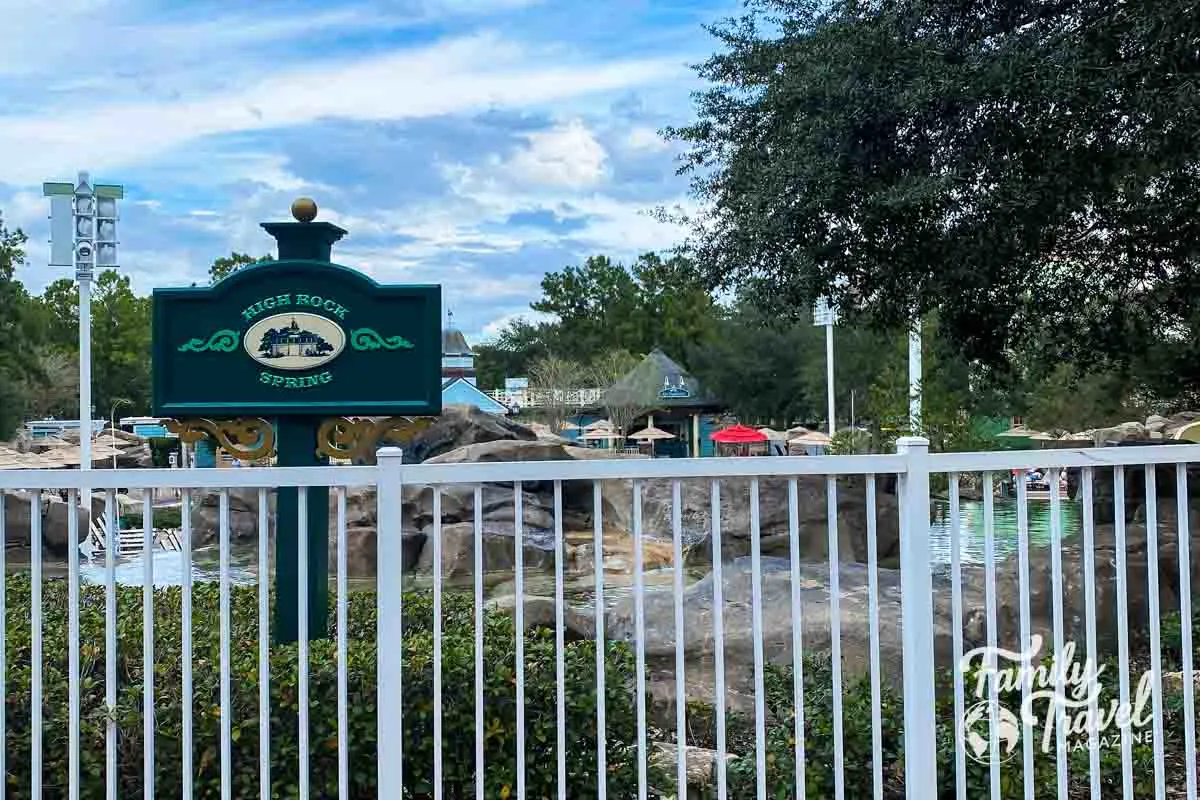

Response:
(930, 443), (1200, 472)
(0, 465), (380, 491)
(392, 453), (910, 484)
(3, 444), (1195, 493)
(0, 453), (909, 491)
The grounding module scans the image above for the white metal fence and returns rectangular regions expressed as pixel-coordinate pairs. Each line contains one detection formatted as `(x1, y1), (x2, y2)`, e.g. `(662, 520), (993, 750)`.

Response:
(0, 439), (1195, 798)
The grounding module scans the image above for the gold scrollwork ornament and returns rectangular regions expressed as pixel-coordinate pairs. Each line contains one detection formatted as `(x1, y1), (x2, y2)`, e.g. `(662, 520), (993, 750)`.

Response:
(315, 416), (433, 465)
(163, 418), (277, 461)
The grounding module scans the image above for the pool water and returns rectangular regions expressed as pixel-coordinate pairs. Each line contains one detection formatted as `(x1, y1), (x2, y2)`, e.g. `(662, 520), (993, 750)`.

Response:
(929, 498), (1082, 566)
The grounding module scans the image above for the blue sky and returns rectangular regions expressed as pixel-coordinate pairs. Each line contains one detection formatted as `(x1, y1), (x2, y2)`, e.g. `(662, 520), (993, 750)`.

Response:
(0, 0), (735, 343)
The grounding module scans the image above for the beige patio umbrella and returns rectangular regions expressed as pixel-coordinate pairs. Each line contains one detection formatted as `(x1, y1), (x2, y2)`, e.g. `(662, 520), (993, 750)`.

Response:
(789, 430), (832, 445)
(584, 419), (615, 432)
(758, 427), (787, 440)
(95, 433), (132, 450)
(628, 425), (674, 456)
(995, 425), (1045, 438)
(31, 435), (71, 449)
(579, 429), (622, 440)
(628, 425), (675, 441)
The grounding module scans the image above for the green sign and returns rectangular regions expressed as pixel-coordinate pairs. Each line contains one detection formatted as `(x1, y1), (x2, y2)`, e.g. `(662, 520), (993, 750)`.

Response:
(152, 259), (441, 417)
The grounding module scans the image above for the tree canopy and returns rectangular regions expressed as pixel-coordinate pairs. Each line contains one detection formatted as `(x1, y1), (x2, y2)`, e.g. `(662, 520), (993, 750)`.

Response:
(209, 252), (273, 283)
(668, 0), (1200, 391)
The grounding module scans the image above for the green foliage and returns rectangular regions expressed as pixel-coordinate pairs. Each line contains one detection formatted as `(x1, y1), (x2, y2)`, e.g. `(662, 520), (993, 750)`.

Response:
(669, 0), (1200, 399)
(716, 660), (903, 798)
(0, 214), (33, 438)
(147, 436), (179, 467)
(473, 319), (550, 391)
(477, 253), (717, 383)
(699, 649), (1195, 799)
(119, 504), (182, 530)
(1019, 364), (1148, 433)
(1, 576), (649, 798)
(209, 252), (273, 283)
(863, 317), (995, 452)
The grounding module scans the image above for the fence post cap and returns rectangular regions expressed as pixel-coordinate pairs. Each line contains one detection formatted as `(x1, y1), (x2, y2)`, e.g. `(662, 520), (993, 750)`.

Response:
(377, 447), (404, 462)
(895, 436), (930, 452)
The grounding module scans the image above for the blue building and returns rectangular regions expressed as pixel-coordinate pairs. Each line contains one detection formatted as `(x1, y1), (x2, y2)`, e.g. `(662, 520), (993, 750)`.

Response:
(440, 316), (510, 415)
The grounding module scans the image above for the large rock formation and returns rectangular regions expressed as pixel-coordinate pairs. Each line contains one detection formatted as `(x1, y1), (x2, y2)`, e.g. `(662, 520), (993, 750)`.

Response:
(2, 490), (95, 555)
(403, 405), (538, 463)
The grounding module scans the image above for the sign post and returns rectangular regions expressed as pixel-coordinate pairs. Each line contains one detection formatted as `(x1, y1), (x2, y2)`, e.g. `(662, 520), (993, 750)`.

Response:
(152, 199), (441, 642)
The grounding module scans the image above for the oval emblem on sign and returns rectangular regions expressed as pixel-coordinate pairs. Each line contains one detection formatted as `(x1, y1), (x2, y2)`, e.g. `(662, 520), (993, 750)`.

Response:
(244, 312), (346, 371)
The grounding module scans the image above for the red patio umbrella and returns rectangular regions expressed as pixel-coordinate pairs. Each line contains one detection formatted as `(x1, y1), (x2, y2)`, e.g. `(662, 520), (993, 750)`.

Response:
(710, 424), (768, 443)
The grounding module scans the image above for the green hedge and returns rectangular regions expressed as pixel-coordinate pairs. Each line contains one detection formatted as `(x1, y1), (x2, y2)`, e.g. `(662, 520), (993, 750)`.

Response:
(3, 573), (1195, 798)
(118, 505), (183, 531)
(707, 627), (1197, 799)
(1, 576), (650, 798)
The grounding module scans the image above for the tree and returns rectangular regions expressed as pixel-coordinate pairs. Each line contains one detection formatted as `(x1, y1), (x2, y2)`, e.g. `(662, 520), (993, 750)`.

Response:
(35, 271), (153, 416)
(528, 354), (585, 435)
(473, 318), (552, 390)
(669, 0), (1200, 382)
(687, 302), (816, 428)
(476, 253), (718, 388)
(36, 277), (79, 352)
(91, 270), (151, 415)
(532, 256), (642, 363)
(25, 349), (78, 419)
(531, 253), (718, 364)
(210, 252), (272, 283)
(0, 214), (33, 437)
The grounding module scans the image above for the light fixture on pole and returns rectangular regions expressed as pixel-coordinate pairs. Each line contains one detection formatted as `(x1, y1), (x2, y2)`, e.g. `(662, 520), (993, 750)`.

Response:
(44, 172), (124, 473)
(813, 296), (836, 437)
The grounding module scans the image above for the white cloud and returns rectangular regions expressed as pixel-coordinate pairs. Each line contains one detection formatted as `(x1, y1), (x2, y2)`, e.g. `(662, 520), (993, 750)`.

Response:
(0, 34), (684, 185)
(623, 125), (670, 152)
(479, 308), (554, 340)
(496, 119), (609, 188)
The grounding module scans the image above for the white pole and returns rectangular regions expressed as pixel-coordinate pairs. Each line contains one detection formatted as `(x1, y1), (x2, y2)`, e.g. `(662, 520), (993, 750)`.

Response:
(908, 320), (921, 434)
(825, 322), (835, 437)
(79, 275), (92, 472)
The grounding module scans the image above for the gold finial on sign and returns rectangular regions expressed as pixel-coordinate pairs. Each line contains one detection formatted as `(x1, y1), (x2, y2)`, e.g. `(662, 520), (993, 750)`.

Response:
(291, 197), (318, 223)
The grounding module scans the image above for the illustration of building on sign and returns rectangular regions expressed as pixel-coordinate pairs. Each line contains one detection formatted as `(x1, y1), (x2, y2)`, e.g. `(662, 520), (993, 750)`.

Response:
(258, 318), (335, 359)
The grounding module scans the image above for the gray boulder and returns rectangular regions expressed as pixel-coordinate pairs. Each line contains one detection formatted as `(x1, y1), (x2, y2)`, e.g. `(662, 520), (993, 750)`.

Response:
(405, 405), (537, 463)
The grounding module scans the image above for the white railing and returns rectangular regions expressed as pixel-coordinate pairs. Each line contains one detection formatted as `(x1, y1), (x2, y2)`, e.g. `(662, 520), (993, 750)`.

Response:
(485, 387), (604, 409)
(0, 440), (1195, 798)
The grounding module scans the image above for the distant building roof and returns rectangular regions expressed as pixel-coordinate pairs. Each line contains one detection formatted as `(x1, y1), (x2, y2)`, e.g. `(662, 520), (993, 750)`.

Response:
(442, 328), (472, 355)
(441, 377), (508, 415)
(604, 348), (720, 409)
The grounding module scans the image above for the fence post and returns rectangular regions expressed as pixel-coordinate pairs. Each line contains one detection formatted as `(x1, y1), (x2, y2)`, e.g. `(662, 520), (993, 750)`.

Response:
(376, 447), (404, 797)
(895, 436), (937, 796)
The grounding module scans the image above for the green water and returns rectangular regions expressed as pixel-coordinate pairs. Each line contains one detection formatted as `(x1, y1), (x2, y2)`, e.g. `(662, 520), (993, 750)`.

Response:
(929, 498), (1082, 566)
